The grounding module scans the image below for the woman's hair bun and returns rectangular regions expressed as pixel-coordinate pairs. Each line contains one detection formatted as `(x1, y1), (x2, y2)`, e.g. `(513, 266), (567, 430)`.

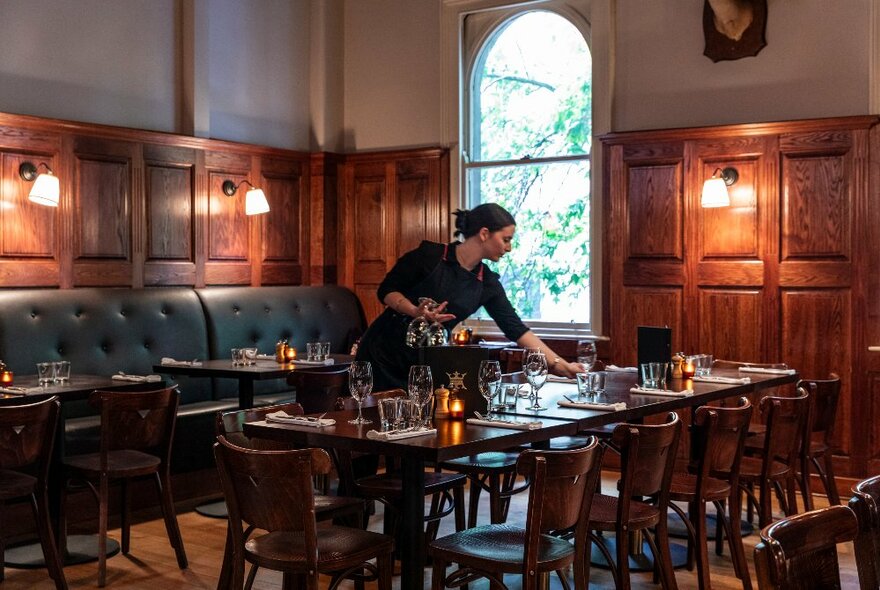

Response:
(452, 209), (469, 237)
(451, 203), (515, 239)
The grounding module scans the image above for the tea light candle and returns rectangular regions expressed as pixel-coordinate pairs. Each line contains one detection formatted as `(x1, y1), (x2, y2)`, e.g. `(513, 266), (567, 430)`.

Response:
(0, 370), (13, 385)
(682, 361), (696, 379)
(453, 330), (470, 345)
(449, 396), (465, 419)
(285, 346), (297, 362)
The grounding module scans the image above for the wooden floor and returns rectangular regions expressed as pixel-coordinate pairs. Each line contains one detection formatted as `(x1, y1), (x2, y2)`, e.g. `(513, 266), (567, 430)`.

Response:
(2, 474), (858, 589)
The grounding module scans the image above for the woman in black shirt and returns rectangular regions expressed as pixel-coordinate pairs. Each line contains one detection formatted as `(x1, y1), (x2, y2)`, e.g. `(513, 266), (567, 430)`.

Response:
(356, 203), (585, 389)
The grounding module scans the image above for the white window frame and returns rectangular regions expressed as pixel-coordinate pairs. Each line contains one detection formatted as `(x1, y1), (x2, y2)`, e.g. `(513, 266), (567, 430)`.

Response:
(441, 0), (612, 339)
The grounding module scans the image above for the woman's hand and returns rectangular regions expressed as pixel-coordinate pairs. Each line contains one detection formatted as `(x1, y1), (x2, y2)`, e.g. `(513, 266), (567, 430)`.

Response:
(552, 358), (586, 378)
(421, 300), (456, 324)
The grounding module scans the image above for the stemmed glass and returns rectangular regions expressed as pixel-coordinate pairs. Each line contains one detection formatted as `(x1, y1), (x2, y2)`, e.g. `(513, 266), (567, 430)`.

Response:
(477, 360), (502, 417)
(523, 350), (549, 411)
(404, 298), (448, 348)
(576, 339), (597, 371)
(348, 361), (373, 424)
(408, 365), (434, 428)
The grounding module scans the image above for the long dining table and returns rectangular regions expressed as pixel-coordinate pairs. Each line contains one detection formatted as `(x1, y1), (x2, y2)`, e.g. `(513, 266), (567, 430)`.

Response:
(243, 366), (798, 590)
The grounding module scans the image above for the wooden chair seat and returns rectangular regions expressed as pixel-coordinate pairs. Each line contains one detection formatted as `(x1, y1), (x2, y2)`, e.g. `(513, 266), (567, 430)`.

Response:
(588, 493), (660, 530)
(244, 527), (393, 571)
(740, 456), (792, 480)
(669, 472), (731, 501)
(430, 523), (576, 571)
(0, 469), (37, 499)
(442, 451), (521, 474)
(354, 471), (468, 500)
(65, 449), (161, 477)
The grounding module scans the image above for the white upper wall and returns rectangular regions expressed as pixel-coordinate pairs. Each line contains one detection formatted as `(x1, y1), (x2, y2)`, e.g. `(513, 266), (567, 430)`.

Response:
(0, 0), (177, 132)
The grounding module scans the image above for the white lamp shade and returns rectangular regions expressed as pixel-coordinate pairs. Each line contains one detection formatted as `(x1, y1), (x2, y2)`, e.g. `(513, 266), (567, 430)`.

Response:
(701, 177), (730, 208)
(28, 173), (60, 207)
(245, 187), (270, 215)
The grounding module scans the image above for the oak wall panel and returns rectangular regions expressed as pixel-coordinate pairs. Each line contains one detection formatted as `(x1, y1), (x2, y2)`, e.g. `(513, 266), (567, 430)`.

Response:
(698, 289), (763, 362)
(700, 158), (759, 258)
(617, 288), (683, 366)
(146, 163), (193, 261)
(1, 151), (56, 258)
(626, 163), (682, 259)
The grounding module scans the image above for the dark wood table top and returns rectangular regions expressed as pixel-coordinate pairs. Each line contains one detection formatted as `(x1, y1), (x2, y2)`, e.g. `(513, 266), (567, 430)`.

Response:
(0, 374), (157, 406)
(152, 354), (353, 380)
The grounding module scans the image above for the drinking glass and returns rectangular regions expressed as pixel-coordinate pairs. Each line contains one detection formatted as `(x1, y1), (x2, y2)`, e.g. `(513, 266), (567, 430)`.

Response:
(243, 347), (258, 365)
(589, 370), (607, 395)
(404, 298), (448, 348)
(407, 365), (433, 428)
(319, 341), (331, 361)
(348, 361), (373, 424)
(523, 350), (548, 411)
(576, 372), (590, 398)
(306, 342), (319, 362)
(378, 398), (399, 431)
(36, 362), (55, 386)
(53, 360), (71, 384)
(230, 348), (244, 366)
(576, 339), (597, 371)
(640, 362), (668, 389)
(477, 360), (502, 417)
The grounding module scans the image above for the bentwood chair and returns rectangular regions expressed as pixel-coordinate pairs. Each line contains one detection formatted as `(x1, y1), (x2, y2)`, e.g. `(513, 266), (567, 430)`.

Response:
(334, 390), (467, 539)
(215, 403), (366, 590)
(588, 412), (682, 590)
(668, 398), (753, 590)
(754, 505), (865, 590)
(739, 389), (810, 529)
(214, 437), (394, 590)
(287, 367), (350, 414)
(797, 375), (842, 510)
(850, 475), (880, 589)
(429, 440), (604, 590)
(0, 397), (67, 589)
(60, 387), (187, 587)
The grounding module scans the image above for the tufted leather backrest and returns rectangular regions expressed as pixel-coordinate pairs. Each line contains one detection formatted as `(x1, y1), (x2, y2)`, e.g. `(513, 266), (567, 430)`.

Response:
(0, 288), (211, 408)
(196, 286), (366, 399)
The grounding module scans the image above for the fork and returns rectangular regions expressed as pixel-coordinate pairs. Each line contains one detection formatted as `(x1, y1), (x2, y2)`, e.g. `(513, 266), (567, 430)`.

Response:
(304, 412), (328, 422)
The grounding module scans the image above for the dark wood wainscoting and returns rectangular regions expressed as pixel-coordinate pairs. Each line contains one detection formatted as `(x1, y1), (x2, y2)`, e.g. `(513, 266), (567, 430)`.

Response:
(602, 115), (880, 480)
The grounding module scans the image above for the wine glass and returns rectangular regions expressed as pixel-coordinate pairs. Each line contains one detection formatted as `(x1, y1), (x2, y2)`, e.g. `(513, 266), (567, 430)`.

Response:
(348, 361), (373, 424)
(523, 350), (548, 411)
(408, 365), (433, 428)
(576, 339), (597, 371)
(477, 360), (502, 417)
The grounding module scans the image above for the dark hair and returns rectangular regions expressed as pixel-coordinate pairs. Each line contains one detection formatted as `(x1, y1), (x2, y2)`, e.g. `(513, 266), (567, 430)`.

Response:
(453, 203), (516, 238)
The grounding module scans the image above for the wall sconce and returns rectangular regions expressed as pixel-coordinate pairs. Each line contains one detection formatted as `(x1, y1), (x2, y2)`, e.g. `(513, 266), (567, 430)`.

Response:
(221, 179), (270, 216)
(701, 167), (738, 208)
(19, 162), (60, 207)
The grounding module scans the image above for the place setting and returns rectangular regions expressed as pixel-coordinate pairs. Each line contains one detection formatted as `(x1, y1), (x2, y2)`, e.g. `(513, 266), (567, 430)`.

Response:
(366, 364), (437, 440)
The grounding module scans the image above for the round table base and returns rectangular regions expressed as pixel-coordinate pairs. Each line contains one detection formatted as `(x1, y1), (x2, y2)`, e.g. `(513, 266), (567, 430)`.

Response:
(667, 511), (755, 539)
(6, 534), (120, 568)
(194, 499), (228, 519)
(590, 535), (689, 572)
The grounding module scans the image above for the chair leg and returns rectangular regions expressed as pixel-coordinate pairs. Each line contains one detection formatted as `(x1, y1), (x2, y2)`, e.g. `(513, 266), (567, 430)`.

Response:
(466, 476), (483, 528)
(453, 485), (466, 532)
(799, 453), (814, 512)
(121, 478), (131, 554)
(378, 550), (393, 590)
(98, 474), (109, 587)
(488, 473), (504, 524)
(690, 501), (710, 590)
(32, 492), (68, 590)
(815, 452), (841, 505)
(718, 495), (752, 590)
(155, 471), (188, 569)
(615, 527), (632, 590)
(652, 515), (680, 590)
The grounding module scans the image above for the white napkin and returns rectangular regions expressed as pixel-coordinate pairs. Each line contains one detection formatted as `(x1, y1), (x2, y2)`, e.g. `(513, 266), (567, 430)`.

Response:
(291, 359), (335, 366)
(606, 365), (638, 372)
(547, 375), (577, 383)
(256, 353), (276, 360)
(112, 373), (163, 383)
(265, 411), (336, 427)
(160, 357), (203, 367)
(366, 428), (437, 441)
(0, 386), (31, 395)
(630, 386), (693, 397)
(692, 375), (751, 385)
(738, 367), (796, 375)
(558, 399), (627, 411)
(466, 417), (543, 430)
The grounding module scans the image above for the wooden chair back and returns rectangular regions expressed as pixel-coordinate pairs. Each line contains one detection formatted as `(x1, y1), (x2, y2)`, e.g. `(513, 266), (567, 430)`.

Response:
(287, 367), (350, 414)
(614, 412), (681, 502)
(758, 389), (810, 472)
(696, 397), (753, 484)
(0, 396), (59, 475)
(216, 402), (304, 450)
(800, 375), (841, 448)
(850, 474), (880, 590)
(501, 371), (528, 384)
(754, 505), (862, 589)
(90, 387), (179, 463)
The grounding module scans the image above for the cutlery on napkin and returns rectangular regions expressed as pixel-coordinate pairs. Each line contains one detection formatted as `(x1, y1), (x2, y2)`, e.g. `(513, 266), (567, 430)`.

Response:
(547, 375), (577, 383)
(605, 365), (638, 372)
(738, 366), (797, 375)
(112, 372), (163, 383)
(160, 357), (203, 367)
(291, 359), (335, 366)
(692, 375), (751, 385)
(0, 386), (31, 395)
(366, 428), (437, 441)
(466, 417), (543, 430)
(629, 386), (693, 397)
(265, 411), (336, 427)
(255, 353), (276, 360)
(558, 396), (627, 411)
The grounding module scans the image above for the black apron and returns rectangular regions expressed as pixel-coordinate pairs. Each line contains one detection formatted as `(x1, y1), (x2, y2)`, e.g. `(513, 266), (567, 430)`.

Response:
(357, 245), (484, 390)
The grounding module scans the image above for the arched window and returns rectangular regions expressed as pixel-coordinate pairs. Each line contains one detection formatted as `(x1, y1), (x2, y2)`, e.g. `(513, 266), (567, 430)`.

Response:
(464, 9), (592, 335)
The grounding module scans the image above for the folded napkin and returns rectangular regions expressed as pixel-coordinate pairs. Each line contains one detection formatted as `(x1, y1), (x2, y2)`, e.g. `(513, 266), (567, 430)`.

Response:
(738, 366), (796, 376)
(256, 353), (276, 360)
(630, 386), (693, 397)
(692, 375), (751, 385)
(291, 359), (335, 366)
(366, 428), (437, 441)
(265, 411), (336, 427)
(558, 399), (627, 411)
(112, 373), (163, 383)
(547, 375), (577, 383)
(0, 386), (31, 395)
(160, 357), (203, 367)
(466, 417), (543, 430)
(606, 365), (638, 372)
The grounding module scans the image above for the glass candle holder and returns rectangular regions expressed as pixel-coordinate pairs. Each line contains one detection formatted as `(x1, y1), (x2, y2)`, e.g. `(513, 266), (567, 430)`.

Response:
(0, 369), (13, 385)
(284, 346), (297, 362)
(448, 396), (465, 419)
(682, 360), (696, 379)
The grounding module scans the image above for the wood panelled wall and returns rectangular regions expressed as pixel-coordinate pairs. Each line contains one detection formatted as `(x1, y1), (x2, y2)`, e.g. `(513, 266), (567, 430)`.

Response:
(602, 115), (880, 480)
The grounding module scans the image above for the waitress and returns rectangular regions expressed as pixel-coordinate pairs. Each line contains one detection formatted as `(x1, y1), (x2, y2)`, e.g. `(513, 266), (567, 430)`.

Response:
(356, 203), (585, 390)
